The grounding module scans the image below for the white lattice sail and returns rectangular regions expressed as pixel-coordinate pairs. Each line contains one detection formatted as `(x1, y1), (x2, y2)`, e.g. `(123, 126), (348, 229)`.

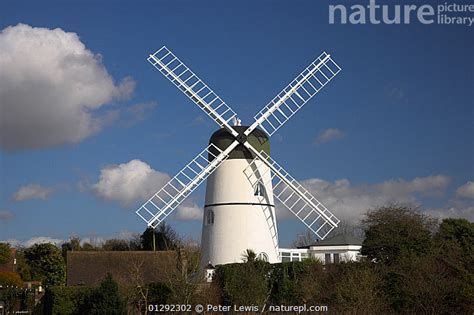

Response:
(244, 151), (340, 239)
(247, 52), (341, 137)
(136, 143), (230, 228)
(148, 46), (238, 135)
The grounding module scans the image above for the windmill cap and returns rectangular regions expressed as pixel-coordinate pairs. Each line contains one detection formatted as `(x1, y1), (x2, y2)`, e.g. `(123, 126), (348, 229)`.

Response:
(209, 126), (270, 161)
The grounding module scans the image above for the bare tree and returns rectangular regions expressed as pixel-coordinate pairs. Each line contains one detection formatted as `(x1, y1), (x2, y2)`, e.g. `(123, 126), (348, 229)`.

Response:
(292, 229), (317, 247)
(163, 247), (202, 305)
(292, 221), (364, 248)
(124, 257), (149, 315)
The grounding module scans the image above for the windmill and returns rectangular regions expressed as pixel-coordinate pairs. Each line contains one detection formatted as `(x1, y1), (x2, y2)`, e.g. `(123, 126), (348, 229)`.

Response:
(136, 46), (341, 265)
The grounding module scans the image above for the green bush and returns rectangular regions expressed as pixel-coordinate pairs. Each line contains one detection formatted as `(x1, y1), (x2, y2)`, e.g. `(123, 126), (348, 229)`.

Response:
(148, 282), (172, 304)
(270, 260), (317, 304)
(43, 286), (93, 315)
(24, 243), (66, 287)
(43, 274), (126, 314)
(0, 271), (23, 287)
(216, 261), (272, 306)
(0, 243), (11, 264)
(88, 273), (126, 314)
(328, 262), (387, 313)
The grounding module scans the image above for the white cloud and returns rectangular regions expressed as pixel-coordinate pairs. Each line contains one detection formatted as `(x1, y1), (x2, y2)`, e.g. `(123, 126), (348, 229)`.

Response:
(274, 175), (451, 224)
(116, 230), (136, 240)
(92, 159), (170, 207)
(315, 128), (345, 144)
(456, 181), (474, 199)
(373, 175), (450, 198)
(175, 203), (203, 220)
(12, 184), (54, 201)
(426, 206), (474, 221)
(2, 239), (21, 247)
(2, 236), (65, 248)
(0, 210), (14, 221)
(0, 23), (135, 151)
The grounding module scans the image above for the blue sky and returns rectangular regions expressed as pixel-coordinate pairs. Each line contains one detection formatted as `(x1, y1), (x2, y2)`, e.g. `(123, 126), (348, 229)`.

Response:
(0, 0), (473, 247)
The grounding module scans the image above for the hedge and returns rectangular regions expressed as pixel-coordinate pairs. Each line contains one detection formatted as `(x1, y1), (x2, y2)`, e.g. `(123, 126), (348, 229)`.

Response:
(43, 286), (94, 315)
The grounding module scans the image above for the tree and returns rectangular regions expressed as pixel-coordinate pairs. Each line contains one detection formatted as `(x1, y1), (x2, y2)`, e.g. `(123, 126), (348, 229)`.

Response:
(435, 218), (474, 253)
(430, 218), (474, 313)
(329, 262), (387, 313)
(15, 250), (33, 282)
(124, 257), (150, 314)
(164, 247), (202, 305)
(241, 249), (257, 263)
(293, 260), (327, 305)
(81, 242), (98, 251)
(128, 233), (142, 250)
(0, 271), (23, 287)
(140, 223), (181, 251)
(0, 286), (22, 314)
(361, 204), (436, 265)
(103, 239), (130, 251)
(291, 229), (316, 248)
(89, 273), (125, 314)
(24, 243), (65, 287)
(0, 242), (11, 264)
(61, 237), (82, 258)
(216, 259), (272, 307)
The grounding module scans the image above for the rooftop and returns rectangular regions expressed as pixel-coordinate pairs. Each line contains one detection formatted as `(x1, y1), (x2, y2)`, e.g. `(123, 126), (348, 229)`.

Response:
(299, 234), (363, 248)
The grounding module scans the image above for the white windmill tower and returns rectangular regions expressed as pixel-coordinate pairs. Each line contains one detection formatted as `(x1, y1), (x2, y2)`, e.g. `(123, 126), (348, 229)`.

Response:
(136, 46), (342, 265)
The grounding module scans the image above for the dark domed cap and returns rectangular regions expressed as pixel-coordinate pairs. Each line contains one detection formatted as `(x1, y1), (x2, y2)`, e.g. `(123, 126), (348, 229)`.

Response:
(208, 126), (270, 161)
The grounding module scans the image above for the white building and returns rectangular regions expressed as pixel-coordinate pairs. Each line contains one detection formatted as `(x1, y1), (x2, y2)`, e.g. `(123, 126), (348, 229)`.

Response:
(279, 234), (363, 264)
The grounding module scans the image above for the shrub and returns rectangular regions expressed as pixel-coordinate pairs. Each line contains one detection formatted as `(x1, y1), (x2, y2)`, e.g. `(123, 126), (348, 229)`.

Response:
(216, 261), (272, 306)
(0, 271), (23, 287)
(147, 282), (172, 304)
(88, 273), (126, 314)
(328, 262), (387, 313)
(24, 243), (66, 287)
(43, 286), (94, 315)
(0, 243), (11, 264)
(270, 260), (318, 304)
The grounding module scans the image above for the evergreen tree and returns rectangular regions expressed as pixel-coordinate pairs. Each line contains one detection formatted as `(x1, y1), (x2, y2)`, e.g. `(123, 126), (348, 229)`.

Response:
(89, 273), (125, 314)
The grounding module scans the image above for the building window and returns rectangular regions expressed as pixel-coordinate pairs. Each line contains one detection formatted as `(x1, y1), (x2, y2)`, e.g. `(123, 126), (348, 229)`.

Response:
(254, 183), (265, 197)
(257, 252), (269, 262)
(281, 252), (291, 262)
(206, 209), (214, 225)
(325, 253), (331, 264)
(334, 253), (340, 264)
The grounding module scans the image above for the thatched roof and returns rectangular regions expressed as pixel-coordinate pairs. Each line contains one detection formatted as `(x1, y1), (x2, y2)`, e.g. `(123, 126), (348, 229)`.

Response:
(66, 251), (177, 286)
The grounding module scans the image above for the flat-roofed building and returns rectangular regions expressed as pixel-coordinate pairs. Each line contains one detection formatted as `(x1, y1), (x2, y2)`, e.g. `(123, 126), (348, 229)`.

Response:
(279, 234), (363, 263)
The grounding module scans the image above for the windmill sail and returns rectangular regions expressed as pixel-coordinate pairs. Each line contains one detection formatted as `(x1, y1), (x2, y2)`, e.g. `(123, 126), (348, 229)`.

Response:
(136, 142), (238, 228)
(244, 148), (339, 239)
(148, 46), (239, 137)
(245, 52), (341, 137)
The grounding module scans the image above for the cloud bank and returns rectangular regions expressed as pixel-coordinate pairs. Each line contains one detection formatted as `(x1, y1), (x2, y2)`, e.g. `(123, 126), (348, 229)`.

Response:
(0, 23), (135, 151)
(275, 175), (453, 223)
(456, 181), (474, 199)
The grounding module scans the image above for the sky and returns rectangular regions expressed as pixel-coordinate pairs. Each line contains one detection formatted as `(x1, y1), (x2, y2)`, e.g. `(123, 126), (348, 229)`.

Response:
(0, 0), (473, 247)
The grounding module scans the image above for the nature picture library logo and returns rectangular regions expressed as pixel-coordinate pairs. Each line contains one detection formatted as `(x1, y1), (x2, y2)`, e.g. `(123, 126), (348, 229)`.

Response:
(329, 0), (474, 26)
